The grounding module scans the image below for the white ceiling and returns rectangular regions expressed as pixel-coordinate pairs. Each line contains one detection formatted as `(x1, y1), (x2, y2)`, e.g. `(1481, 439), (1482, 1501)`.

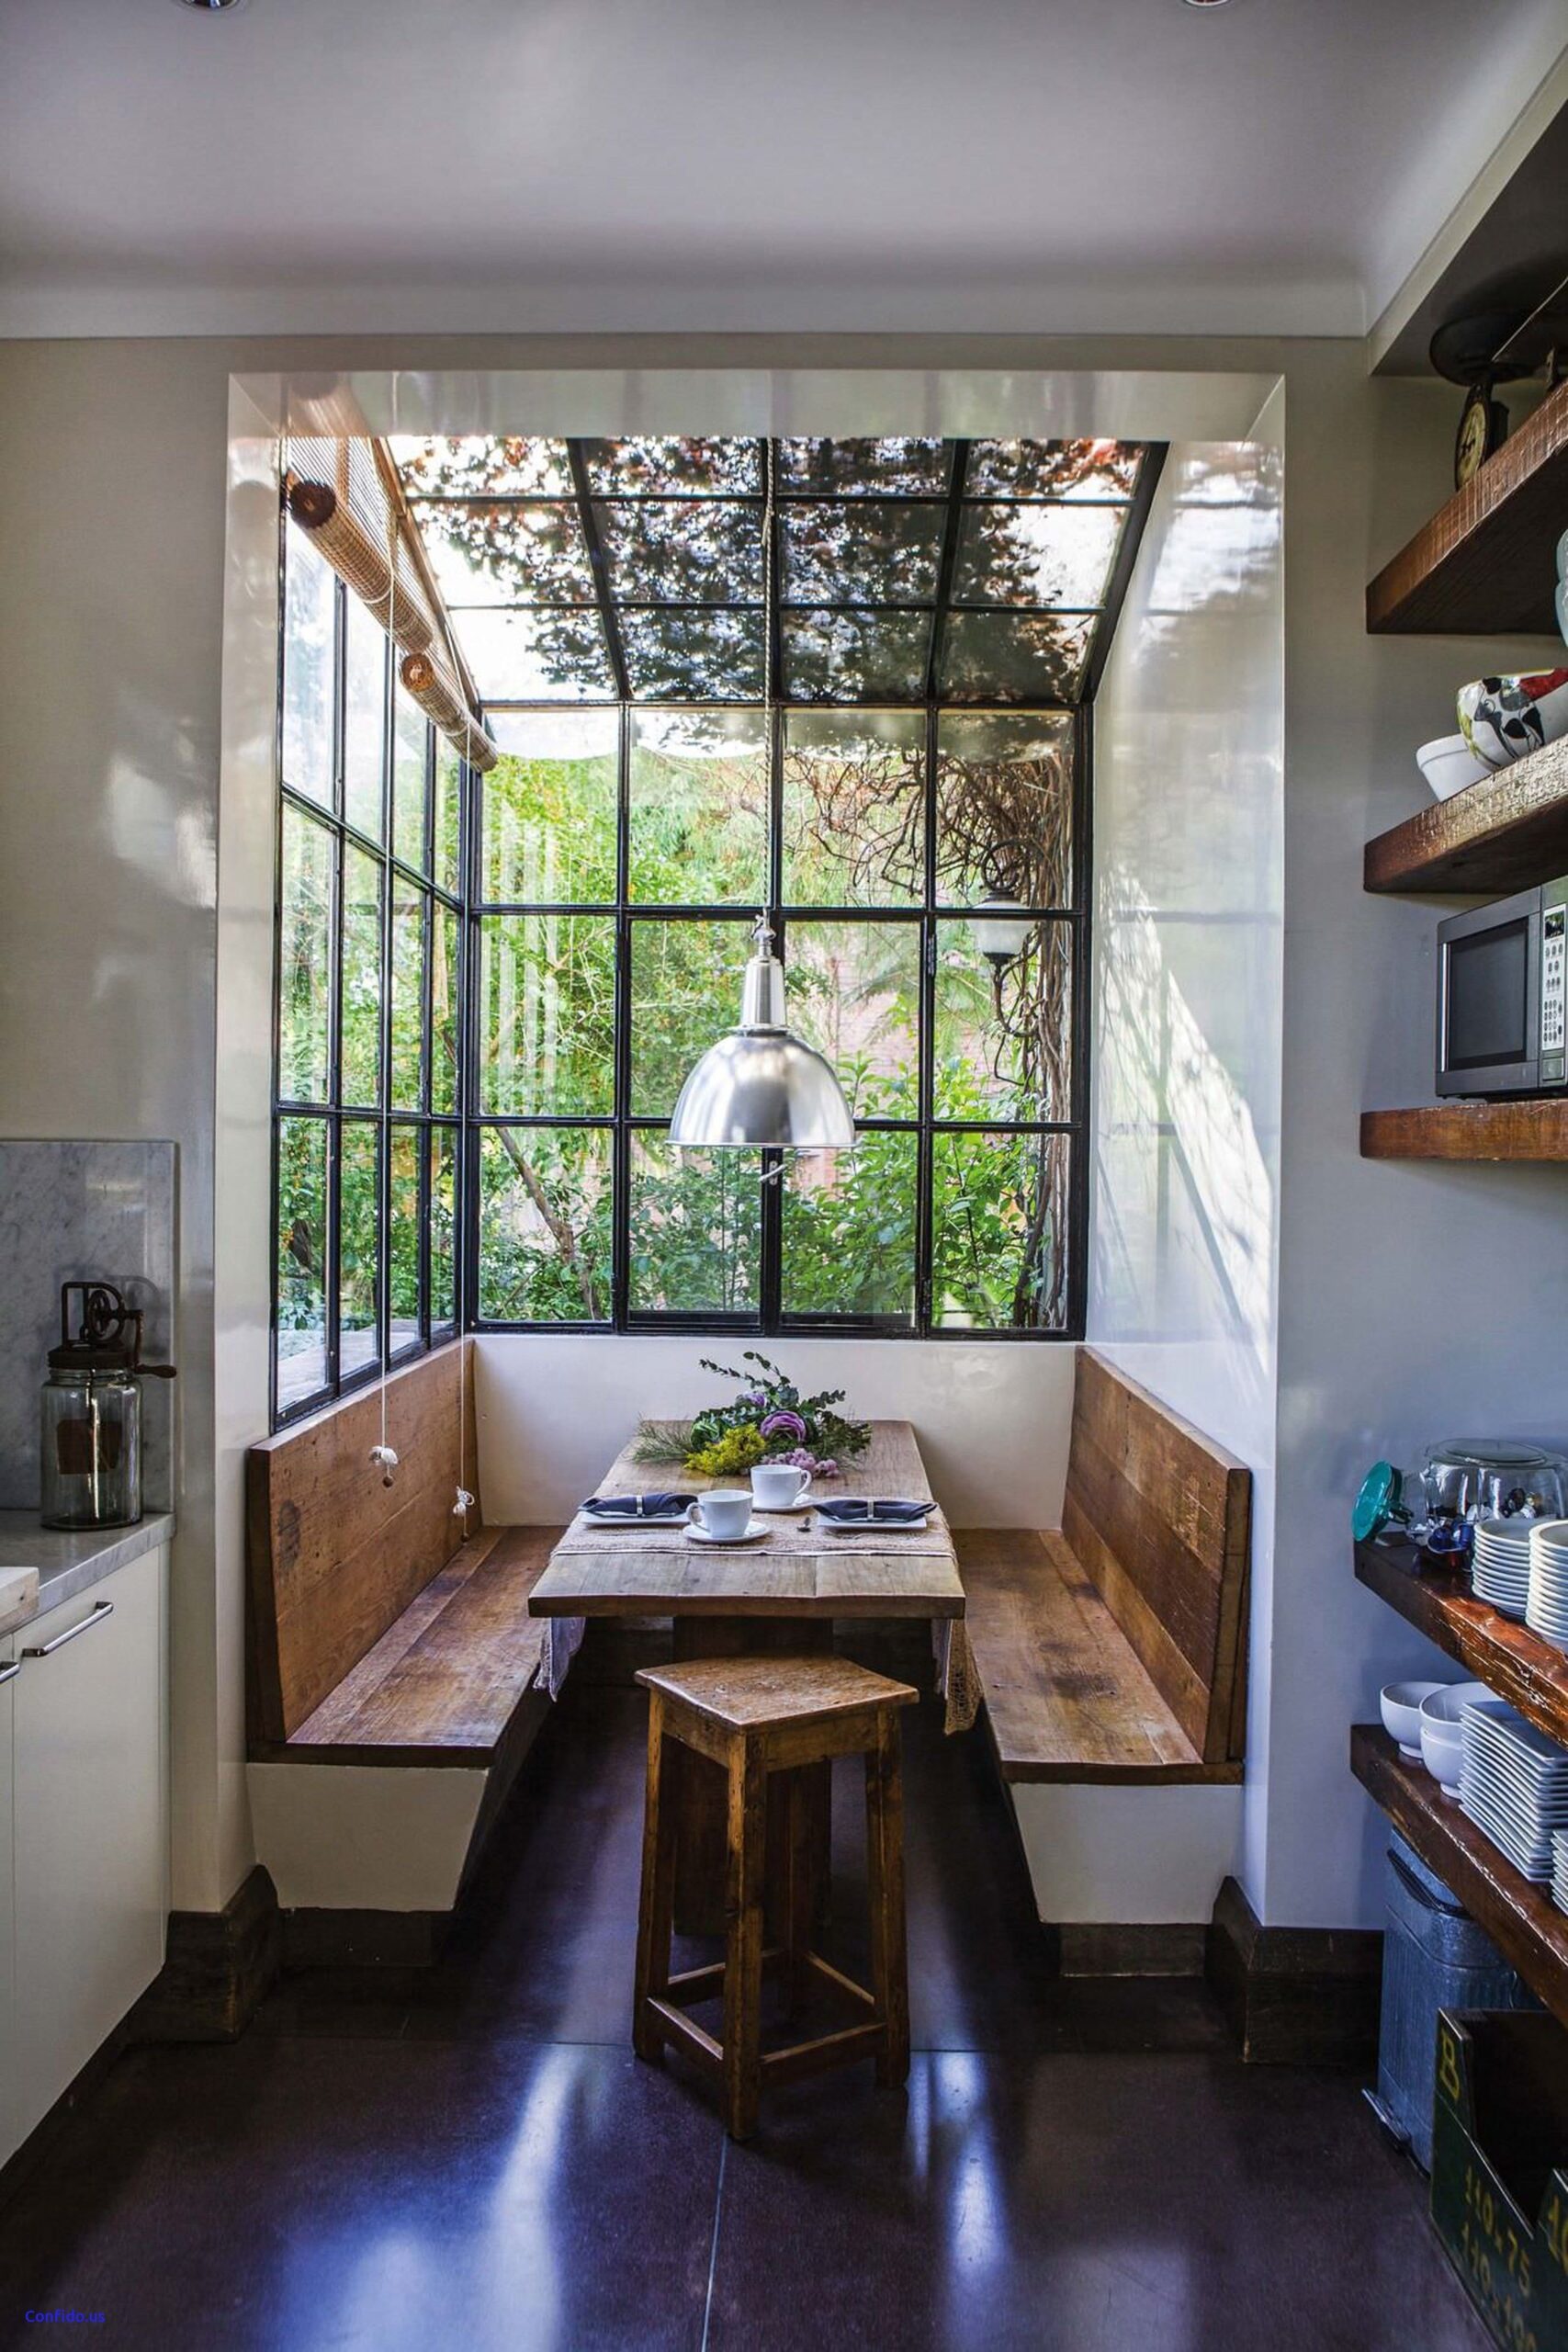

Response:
(1, 0), (1563, 340)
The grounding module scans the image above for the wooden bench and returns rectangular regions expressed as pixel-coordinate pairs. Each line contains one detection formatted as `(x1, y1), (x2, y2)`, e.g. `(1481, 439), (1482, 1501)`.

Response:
(245, 1342), (565, 1928)
(960, 1348), (1250, 1785)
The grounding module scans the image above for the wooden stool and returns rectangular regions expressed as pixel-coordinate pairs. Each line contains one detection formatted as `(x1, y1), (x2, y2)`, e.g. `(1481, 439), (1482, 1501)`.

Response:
(632, 1653), (917, 2139)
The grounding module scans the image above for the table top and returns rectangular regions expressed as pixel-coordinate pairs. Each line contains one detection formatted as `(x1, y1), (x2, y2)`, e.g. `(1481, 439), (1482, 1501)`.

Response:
(529, 1419), (965, 1621)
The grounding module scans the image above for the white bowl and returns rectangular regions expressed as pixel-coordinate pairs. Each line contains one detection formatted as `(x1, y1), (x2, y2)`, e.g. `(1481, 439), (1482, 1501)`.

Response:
(1421, 1680), (1490, 1727)
(1381, 1679), (1446, 1759)
(1416, 733), (1492, 799)
(1420, 1717), (1465, 1796)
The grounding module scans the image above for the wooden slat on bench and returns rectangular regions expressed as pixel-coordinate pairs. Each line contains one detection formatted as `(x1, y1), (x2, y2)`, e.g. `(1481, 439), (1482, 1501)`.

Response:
(958, 1530), (1243, 1785)
(1060, 1349), (1250, 1764)
(274, 1527), (564, 1766)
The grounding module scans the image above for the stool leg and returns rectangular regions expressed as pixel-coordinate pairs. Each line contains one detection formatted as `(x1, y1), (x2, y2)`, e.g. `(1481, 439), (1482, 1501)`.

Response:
(783, 1763), (819, 2020)
(864, 1711), (910, 2089)
(633, 1694), (678, 2063)
(723, 1733), (767, 2139)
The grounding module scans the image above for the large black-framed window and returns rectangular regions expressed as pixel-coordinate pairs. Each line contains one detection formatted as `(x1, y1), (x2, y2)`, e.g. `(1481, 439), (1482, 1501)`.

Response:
(465, 696), (1089, 1340)
(271, 512), (465, 1424)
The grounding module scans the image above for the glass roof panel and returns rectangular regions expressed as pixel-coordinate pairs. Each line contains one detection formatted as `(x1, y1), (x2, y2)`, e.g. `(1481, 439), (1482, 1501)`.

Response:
(938, 612), (1092, 704)
(778, 438), (953, 497)
(582, 437), (761, 496)
(783, 610), (931, 704)
(456, 607), (616, 702)
(595, 500), (761, 605)
(419, 501), (597, 607)
(619, 607), (764, 701)
(952, 503), (1124, 610)
(393, 435), (574, 498)
(965, 439), (1144, 501)
(780, 503), (946, 606)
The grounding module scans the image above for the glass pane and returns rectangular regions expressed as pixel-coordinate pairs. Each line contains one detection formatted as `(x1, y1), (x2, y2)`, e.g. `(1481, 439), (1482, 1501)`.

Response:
(483, 711), (618, 905)
(275, 1115), (328, 1409)
(628, 1136), (761, 1317)
(783, 609), (931, 703)
(282, 520), (335, 810)
(785, 922), (920, 1119)
(432, 904), (461, 1116)
(340, 844), (384, 1110)
(629, 917), (755, 1115)
(596, 501), (760, 605)
(965, 440), (1143, 501)
(393, 435), (574, 498)
(933, 919), (1073, 1122)
(782, 710), (924, 908)
(619, 607), (763, 702)
(417, 501), (595, 607)
(938, 612), (1092, 704)
(389, 881), (426, 1111)
(935, 712), (1076, 909)
(783, 1132), (918, 1325)
(479, 913), (615, 1116)
(392, 680), (430, 871)
(628, 711), (767, 903)
(457, 606), (615, 701)
(779, 503), (945, 605)
(278, 803), (333, 1103)
(931, 1129), (1071, 1330)
(777, 438), (952, 497)
(343, 594), (387, 840)
(582, 436), (761, 495)
(434, 737), (462, 897)
(477, 1125), (613, 1323)
(953, 503), (1123, 608)
(389, 1123), (422, 1353)
(430, 1126), (458, 1331)
(339, 1120), (382, 1378)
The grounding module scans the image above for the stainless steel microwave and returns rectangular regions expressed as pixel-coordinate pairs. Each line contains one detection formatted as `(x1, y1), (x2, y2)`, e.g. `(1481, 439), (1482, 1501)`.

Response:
(1437, 876), (1568, 1096)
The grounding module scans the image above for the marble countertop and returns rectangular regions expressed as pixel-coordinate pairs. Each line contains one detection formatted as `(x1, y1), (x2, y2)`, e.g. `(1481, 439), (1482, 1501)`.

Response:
(0, 1510), (175, 1629)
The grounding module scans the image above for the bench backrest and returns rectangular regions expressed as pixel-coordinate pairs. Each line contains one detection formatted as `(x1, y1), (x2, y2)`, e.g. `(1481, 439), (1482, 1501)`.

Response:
(1061, 1346), (1250, 1765)
(246, 1340), (480, 1743)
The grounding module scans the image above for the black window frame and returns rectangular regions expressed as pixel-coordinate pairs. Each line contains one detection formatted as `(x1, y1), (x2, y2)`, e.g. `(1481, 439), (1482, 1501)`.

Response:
(270, 505), (466, 1430)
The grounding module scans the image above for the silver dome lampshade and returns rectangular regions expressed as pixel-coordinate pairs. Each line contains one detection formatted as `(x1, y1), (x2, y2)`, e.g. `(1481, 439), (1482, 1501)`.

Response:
(669, 918), (854, 1151)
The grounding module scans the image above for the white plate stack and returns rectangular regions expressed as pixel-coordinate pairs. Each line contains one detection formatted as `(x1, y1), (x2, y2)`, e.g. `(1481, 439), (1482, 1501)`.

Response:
(1472, 1517), (1534, 1618)
(1527, 1520), (1568, 1653)
(1460, 1697), (1568, 1882)
(1553, 1830), (1568, 1917)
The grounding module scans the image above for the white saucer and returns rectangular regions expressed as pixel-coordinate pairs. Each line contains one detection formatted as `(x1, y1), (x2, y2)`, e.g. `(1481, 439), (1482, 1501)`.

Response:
(684, 1522), (769, 1546)
(750, 1498), (814, 1514)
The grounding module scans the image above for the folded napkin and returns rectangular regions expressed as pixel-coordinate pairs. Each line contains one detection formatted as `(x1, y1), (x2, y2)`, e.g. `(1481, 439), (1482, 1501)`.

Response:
(580, 1492), (695, 1521)
(816, 1498), (927, 1524)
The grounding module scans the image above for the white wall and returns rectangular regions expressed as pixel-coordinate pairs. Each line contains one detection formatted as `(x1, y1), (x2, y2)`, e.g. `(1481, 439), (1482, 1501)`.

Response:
(474, 1335), (1075, 1527)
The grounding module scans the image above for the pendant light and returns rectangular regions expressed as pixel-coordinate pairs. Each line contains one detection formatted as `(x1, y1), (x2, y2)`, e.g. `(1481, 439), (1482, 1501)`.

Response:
(668, 454), (855, 1155)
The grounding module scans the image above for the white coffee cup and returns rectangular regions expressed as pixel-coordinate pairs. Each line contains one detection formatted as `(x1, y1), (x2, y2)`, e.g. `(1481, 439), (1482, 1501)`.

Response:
(689, 1489), (753, 1541)
(750, 1462), (813, 1510)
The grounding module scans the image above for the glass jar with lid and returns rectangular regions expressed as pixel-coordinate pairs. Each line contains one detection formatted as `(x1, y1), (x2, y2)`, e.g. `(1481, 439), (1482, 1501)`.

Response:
(1422, 1439), (1568, 1527)
(39, 1282), (175, 1531)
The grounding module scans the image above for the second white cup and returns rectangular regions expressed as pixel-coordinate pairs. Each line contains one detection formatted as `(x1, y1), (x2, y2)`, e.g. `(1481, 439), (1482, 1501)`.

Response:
(750, 1462), (813, 1510)
(689, 1488), (754, 1540)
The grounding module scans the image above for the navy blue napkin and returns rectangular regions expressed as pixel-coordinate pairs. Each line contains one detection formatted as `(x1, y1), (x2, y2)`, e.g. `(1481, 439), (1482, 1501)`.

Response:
(580, 1492), (695, 1521)
(816, 1498), (927, 1524)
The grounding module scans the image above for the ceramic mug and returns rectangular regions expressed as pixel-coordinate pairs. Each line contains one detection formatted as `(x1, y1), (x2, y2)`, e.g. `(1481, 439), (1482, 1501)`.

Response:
(750, 1462), (813, 1510)
(689, 1489), (753, 1540)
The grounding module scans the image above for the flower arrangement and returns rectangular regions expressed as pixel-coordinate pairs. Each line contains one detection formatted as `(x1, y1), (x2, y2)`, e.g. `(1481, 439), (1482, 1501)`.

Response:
(630, 1352), (871, 1479)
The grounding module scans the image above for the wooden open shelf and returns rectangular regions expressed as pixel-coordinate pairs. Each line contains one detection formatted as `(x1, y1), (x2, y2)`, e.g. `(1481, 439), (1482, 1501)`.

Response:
(1367, 376), (1568, 636)
(1352, 1724), (1568, 2027)
(1356, 1536), (1568, 1746)
(1360, 1099), (1568, 1162)
(1364, 736), (1568, 895)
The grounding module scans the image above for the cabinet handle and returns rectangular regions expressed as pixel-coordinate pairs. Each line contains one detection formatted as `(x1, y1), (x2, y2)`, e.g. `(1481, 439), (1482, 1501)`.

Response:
(22, 1599), (114, 1657)
(0, 1660), (18, 1688)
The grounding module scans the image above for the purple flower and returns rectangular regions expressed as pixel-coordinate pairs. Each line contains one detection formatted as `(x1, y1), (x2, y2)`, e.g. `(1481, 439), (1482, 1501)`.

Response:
(784, 1447), (839, 1478)
(761, 1408), (807, 1444)
(739, 1388), (767, 1407)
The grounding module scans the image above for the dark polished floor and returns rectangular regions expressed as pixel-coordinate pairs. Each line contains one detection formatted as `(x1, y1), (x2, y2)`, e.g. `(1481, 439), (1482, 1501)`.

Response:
(0, 1625), (1483, 2352)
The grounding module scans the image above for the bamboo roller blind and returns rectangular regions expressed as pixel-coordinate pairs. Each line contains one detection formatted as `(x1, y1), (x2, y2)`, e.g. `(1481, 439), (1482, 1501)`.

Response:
(285, 435), (498, 774)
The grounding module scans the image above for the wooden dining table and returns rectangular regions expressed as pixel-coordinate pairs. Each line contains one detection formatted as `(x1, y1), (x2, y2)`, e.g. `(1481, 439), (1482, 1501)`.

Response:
(529, 1419), (967, 1929)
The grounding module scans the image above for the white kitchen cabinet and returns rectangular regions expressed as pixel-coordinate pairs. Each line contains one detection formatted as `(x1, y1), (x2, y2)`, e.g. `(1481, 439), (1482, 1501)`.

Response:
(7, 1545), (167, 2156)
(0, 1637), (16, 2166)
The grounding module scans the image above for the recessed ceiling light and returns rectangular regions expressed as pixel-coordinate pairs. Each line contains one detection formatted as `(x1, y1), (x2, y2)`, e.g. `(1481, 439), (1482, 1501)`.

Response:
(1182, 1), (1235, 8)
(171, 0), (248, 13)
